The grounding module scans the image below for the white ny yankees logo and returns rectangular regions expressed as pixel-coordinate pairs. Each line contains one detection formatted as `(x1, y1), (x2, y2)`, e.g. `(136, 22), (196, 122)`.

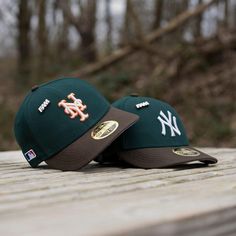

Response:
(58, 93), (89, 121)
(157, 110), (181, 137)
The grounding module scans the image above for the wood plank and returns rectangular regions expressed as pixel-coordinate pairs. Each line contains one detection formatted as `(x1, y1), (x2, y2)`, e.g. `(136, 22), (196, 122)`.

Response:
(0, 148), (236, 235)
(123, 206), (236, 236)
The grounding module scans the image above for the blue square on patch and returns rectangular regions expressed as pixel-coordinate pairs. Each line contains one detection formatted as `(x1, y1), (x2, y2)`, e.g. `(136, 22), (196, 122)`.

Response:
(25, 149), (36, 161)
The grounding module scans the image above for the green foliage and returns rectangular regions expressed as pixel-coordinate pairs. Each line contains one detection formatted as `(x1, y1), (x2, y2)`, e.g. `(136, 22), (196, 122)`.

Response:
(94, 72), (132, 101)
(190, 103), (234, 145)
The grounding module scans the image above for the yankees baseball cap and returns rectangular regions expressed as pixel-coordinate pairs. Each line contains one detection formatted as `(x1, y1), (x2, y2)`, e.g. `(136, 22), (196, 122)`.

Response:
(14, 78), (138, 171)
(96, 95), (217, 168)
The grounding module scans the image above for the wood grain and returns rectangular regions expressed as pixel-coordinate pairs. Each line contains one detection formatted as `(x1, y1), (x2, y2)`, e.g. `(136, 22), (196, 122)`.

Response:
(0, 148), (235, 236)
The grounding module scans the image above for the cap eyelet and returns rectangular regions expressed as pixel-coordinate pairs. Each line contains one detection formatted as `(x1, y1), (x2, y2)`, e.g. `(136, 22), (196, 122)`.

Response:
(31, 85), (39, 92)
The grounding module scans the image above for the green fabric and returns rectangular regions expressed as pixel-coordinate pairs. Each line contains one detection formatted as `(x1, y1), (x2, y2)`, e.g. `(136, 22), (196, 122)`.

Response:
(113, 96), (189, 150)
(14, 77), (109, 167)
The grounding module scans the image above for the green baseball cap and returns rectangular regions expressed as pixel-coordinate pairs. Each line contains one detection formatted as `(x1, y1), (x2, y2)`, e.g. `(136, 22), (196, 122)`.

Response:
(14, 78), (138, 171)
(96, 95), (217, 168)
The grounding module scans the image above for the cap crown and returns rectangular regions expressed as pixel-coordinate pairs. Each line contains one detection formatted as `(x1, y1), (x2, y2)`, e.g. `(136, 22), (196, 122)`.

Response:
(113, 96), (189, 150)
(14, 78), (109, 167)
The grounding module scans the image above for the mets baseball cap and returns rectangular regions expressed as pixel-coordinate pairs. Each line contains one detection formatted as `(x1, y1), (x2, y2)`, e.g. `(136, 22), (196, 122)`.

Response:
(96, 95), (217, 168)
(14, 78), (138, 171)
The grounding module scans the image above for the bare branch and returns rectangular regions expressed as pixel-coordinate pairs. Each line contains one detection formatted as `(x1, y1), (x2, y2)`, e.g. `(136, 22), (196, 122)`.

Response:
(72, 0), (224, 77)
(58, 0), (81, 32)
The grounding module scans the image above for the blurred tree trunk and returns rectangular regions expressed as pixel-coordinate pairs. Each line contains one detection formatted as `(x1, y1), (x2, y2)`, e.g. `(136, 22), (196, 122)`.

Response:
(79, 0), (97, 62)
(105, 0), (112, 54)
(194, 0), (203, 38)
(37, 0), (47, 74)
(224, 0), (229, 28)
(75, 0), (220, 76)
(59, 0), (97, 62)
(58, 11), (70, 62)
(122, 0), (132, 45)
(51, 0), (69, 64)
(17, 0), (31, 83)
(233, 5), (236, 29)
(121, 0), (144, 45)
(175, 0), (189, 41)
(153, 0), (163, 29)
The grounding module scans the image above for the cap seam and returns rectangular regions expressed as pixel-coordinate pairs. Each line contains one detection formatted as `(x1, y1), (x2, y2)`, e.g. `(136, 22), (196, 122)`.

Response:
(39, 77), (92, 89)
(39, 77), (75, 88)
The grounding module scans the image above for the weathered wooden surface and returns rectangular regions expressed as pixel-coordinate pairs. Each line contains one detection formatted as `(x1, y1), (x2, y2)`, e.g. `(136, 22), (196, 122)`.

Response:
(0, 148), (236, 236)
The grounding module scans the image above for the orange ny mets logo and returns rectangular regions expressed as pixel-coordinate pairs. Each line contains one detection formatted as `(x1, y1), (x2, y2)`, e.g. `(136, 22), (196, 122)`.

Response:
(58, 93), (89, 121)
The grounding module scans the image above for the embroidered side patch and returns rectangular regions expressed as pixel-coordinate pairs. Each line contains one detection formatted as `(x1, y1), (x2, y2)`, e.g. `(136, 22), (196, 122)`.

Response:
(136, 101), (149, 109)
(38, 99), (50, 113)
(25, 149), (37, 161)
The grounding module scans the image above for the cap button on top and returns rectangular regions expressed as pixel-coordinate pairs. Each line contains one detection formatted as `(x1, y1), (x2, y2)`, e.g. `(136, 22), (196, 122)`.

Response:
(31, 85), (39, 92)
(130, 93), (139, 97)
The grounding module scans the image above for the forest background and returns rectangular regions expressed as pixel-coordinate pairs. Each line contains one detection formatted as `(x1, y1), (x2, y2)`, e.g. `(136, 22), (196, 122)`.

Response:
(0, 0), (235, 151)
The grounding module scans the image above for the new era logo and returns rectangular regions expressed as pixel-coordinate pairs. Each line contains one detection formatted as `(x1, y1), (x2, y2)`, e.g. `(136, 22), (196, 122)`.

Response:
(25, 149), (37, 161)
(157, 110), (181, 137)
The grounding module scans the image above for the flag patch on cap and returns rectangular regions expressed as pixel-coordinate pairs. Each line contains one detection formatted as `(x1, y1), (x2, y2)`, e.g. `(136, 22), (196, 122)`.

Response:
(25, 149), (37, 161)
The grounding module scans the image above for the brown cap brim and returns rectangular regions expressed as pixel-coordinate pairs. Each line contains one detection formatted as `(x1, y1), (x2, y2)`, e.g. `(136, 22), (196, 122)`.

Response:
(119, 146), (218, 168)
(45, 107), (139, 171)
